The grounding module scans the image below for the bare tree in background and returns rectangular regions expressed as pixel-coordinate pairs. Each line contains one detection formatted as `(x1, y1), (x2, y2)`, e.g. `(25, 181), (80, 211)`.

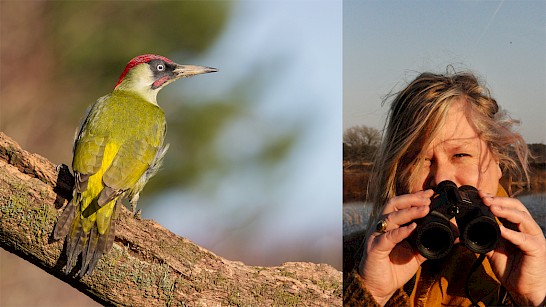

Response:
(343, 125), (381, 162)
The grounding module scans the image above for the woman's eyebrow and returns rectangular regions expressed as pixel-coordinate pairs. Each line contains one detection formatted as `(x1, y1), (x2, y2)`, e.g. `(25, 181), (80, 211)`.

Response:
(442, 136), (479, 150)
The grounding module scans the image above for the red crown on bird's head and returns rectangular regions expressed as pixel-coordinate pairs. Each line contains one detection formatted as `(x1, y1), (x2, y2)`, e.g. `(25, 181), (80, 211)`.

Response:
(115, 54), (175, 88)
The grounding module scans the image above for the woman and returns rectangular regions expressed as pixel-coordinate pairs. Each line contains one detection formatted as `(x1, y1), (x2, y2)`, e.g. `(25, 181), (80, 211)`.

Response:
(344, 71), (546, 306)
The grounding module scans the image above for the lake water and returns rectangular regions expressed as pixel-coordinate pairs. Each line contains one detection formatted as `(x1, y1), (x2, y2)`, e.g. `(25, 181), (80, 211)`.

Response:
(344, 193), (546, 237)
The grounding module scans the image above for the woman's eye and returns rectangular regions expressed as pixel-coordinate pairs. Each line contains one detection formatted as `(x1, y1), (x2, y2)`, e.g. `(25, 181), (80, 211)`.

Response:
(454, 153), (469, 158)
(157, 64), (165, 71)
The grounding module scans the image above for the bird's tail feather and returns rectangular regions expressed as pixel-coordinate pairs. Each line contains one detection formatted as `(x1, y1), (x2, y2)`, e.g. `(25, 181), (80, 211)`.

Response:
(53, 199), (78, 240)
(88, 217), (116, 274)
(65, 215), (85, 274)
(55, 199), (119, 276)
(80, 225), (98, 276)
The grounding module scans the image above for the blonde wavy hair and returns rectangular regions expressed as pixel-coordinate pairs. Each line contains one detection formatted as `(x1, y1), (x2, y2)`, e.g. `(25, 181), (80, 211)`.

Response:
(367, 71), (529, 228)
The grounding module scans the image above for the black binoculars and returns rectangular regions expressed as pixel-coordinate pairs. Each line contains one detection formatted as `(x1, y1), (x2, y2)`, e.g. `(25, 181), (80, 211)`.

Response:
(410, 180), (500, 259)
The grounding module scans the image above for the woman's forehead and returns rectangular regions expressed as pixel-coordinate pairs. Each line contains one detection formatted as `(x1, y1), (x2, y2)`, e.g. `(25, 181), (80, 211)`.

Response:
(444, 100), (476, 134)
(426, 100), (483, 150)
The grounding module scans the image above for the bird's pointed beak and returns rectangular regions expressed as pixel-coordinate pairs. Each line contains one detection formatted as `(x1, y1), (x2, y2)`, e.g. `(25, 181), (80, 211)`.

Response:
(173, 64), (218, 79)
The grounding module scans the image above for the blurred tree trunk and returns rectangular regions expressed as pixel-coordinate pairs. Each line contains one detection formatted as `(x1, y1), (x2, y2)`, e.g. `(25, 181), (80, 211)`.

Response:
(0, 132), (341, 306)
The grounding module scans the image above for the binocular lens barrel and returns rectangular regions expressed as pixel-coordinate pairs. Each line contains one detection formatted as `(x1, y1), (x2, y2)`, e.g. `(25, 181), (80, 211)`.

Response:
(461, 216), (500, 254)
(415, 223), (454, 260)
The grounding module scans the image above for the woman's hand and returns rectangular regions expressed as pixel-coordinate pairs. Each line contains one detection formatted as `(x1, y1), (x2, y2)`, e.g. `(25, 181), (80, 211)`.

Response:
(358, 189), (434, 306)
(481, 192), (546, 306)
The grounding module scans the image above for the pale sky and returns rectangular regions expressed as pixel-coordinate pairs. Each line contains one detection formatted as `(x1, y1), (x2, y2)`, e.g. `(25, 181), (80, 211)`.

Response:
(344, 0), (546, 144)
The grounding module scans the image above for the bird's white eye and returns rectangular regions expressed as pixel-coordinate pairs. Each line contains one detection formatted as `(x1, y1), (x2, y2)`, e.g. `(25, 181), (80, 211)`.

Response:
(157, 64), (165, 71)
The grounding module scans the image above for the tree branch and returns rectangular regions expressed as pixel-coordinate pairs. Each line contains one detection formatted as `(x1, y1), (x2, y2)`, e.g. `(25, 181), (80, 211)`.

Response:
(0, 132), (341, 306)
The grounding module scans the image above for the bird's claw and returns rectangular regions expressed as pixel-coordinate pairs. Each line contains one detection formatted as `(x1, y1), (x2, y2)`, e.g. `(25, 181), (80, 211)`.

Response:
(133, 209), (142, 220)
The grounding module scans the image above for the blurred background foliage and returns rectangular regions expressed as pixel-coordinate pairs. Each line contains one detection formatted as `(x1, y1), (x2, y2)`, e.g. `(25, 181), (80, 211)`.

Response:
(1, 1), (341, 305)
(47, 1), (227, 74)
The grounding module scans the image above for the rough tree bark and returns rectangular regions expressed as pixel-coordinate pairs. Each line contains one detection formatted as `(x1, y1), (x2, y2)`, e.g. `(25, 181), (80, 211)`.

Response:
(0, 132), (342, 306)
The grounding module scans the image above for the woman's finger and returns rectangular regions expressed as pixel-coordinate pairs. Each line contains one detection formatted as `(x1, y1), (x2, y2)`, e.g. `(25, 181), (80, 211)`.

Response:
(382, 189), (433, 214)
(371, 223), (418, 253)
(479, 191), (531, 214)
(498, 223), (545, 254)
(380, 206), (430, 231)
(484, 196), (542, 235)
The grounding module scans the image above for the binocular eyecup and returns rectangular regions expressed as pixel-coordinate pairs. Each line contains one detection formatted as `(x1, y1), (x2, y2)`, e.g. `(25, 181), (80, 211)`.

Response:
(410, 180), (500, 259)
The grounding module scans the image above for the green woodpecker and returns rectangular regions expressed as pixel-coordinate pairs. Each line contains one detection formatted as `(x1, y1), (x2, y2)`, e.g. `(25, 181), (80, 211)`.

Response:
(54, 54), (217, 276)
